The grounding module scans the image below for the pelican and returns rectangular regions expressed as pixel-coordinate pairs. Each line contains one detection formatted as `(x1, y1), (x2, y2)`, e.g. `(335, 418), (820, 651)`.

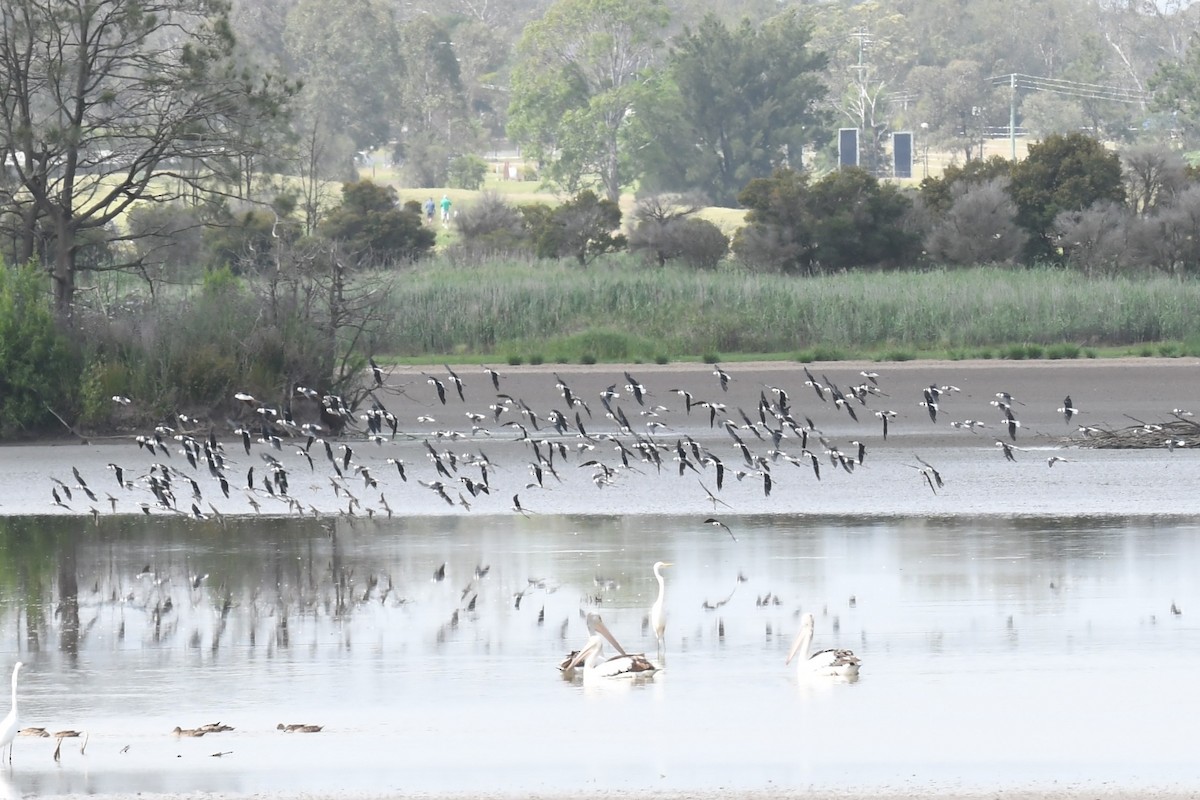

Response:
(1, 662), (21, 764)
(650, 561), (673, 659)
(787, 613), (860, 680)
(562, 614), (658, 680)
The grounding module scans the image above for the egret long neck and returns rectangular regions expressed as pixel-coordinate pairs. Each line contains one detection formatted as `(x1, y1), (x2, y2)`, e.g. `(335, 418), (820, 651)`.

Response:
(9, 666), (17, 711)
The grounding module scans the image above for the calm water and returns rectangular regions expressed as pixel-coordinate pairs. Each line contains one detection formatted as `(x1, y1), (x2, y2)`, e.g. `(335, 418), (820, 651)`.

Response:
(2, 496), (1200, 796)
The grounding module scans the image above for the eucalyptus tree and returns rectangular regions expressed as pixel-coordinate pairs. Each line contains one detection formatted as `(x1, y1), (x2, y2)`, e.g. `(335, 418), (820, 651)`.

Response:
(1149, 28), (1200, 145)
(635, 11), (829, 207)
(906, 60), (1000, 162)
(508, 0), (669, 202)
(283, 0), (402, 150)
(393, 15), (479, 187)
(0, 0), (296, 320)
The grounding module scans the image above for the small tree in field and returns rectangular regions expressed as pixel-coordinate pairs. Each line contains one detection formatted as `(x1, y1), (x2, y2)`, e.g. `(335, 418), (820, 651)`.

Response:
(628, 194), (728, 269)
(449, 155), (489, 190)
(318, 180), (436, 264)
(527, 190), (626, 265)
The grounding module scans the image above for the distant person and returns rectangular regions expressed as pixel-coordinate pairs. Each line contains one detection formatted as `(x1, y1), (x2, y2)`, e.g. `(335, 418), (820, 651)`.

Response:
(423, 197), (435, 224)
(440, 194), (452, 224)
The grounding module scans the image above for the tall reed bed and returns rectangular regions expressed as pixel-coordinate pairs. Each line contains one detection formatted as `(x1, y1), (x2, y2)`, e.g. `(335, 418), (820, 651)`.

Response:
(380, 262), (1200, 358)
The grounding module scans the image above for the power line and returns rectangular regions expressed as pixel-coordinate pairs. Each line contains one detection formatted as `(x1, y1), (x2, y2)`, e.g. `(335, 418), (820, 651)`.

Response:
(990, 73), (1148, 105)
(988, 73), (1148, 159)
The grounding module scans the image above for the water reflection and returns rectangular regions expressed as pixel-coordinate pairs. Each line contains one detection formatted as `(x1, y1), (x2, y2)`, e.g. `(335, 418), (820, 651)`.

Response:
(0, 513), (1198, 794)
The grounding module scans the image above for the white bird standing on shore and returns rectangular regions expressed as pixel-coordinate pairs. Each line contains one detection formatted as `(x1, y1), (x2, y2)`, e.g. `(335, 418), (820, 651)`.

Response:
(787, 614), (860, 680)
(1, 662), (23, 765)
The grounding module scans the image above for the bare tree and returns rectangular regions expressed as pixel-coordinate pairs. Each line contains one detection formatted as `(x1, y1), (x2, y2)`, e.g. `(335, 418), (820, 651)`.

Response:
(1122, 145), (1189, 216)
(0, 0), (294, 321)
(926, 178), (1027, 265)
(1054, 201), (1139, 277)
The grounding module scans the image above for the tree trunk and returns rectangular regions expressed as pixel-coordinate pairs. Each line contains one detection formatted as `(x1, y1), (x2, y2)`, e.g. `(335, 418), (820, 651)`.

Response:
(52, 217), (77, 323)
(603, 132), (621, 203)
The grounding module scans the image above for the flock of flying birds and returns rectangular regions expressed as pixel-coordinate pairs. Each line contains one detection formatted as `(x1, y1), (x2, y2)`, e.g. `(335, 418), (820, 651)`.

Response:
(51, 360), (1125, 525)
(39, 354), (1200, 538)
(29, 359), (1196, 687)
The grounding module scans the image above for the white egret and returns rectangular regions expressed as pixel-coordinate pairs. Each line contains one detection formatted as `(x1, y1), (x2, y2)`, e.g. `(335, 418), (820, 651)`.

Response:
(650, 561), (673, 660)
(787, 613), (860, 680)
(1, 662), (23, 765)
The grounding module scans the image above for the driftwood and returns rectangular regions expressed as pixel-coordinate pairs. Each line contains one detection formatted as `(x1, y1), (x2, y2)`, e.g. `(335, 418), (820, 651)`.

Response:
(1069, 414), (1200, 449)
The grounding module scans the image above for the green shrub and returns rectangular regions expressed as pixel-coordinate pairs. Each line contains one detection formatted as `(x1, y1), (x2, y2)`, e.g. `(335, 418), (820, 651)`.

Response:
(448, 155), (489, 190)
(1045, 343), (1081, 359)
(0, 263), (80, 436)
(78, 358), (135, 428)
(319, 179), (436, 264)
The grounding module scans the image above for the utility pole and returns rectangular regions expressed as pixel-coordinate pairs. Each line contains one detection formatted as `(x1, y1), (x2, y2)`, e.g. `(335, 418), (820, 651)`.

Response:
(1009, 73), (1017, 160)
(848, 28), (873, 172)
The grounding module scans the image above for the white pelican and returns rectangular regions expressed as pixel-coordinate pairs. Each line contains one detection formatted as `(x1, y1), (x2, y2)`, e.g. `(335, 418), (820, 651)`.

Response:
(1, 663), (22, 764)
(650, 561), (673, 659)
(562, 614), (658, 680)
(787, 613), (860, 680)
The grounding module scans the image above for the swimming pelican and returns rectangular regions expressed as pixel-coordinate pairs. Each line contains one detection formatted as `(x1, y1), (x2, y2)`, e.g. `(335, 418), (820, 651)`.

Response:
(562, 614), (658, 680)
(786, 613), (861, 680)
(0, 662), (21, 764)
(650, 561), (673, 659)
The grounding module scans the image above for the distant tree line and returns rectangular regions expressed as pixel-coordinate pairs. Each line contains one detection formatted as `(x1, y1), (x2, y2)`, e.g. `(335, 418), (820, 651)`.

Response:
(439, 133), (1200, 276)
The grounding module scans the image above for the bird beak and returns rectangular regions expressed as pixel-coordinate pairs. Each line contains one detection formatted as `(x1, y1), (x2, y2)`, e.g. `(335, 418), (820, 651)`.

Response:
(786, 626), (811, 665)
(567, 637), (601, 669)
(591, 616), (628, 657)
